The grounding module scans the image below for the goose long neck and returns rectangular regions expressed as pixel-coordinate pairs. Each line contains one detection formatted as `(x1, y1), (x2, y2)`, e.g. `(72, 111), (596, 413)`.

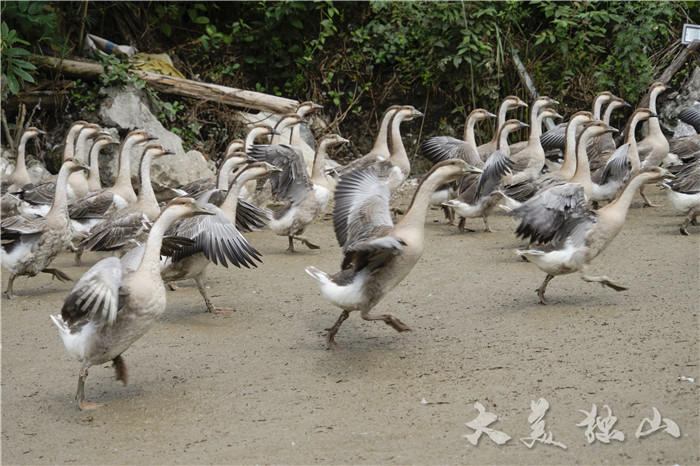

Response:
(87, 143), (103, 190)
(570, 132), (594, 197)
(488, 103), (510, 145)
(62, 126), (82, 162)
(137, 152), (158, 208)
(560, 118), (583, 176)
(114, 139), (137, 196)
(46, 164), (72, 219)
(496, 127), (514, 155)
(388, 112), (410, 175)
(310, 140), (329, 183)
(11, 134), (31, 181)
(603, 104), (619, 126)
(220, 170), (260, 221)
(593, 97), (609, 120)
(371, 110), (394, 156)
(216, 158), (241, 190)
(648, 90), (662, 134)
(463, 115), (479, 150)
(599, 172), (651, 227)
(396, 171), (446, 233)
(624, 116), (643, 172)
(245, 128), (266, 151)
(134, 208), (178, 278)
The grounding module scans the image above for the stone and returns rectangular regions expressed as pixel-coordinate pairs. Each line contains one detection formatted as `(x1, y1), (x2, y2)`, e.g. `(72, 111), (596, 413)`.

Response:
(97, 85), (213, 199)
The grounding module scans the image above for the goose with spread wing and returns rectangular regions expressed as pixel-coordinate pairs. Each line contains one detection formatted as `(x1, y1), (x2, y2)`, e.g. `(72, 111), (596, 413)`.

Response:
(50, 198), (214, 410)
(513, 166), (673, 304)
(161, 162), (279, 312)
(306, 159), (482, 349)
(248, 134), (348, 252)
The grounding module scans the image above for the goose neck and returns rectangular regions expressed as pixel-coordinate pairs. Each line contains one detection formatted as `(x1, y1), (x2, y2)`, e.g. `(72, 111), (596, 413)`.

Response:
(137, 152), (158, 209)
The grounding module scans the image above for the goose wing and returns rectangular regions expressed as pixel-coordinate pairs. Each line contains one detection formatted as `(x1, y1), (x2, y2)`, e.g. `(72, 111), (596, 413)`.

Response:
(60, 257), (124, 329)
(13, 181), (55, 205)
(68, 190), (117, 219)
(592, 143), (631, 185)
(512, 182), (589, 244)
(422, 136), (481, 166)
(197, 189), (269, 232)
(333, 166), (393, 251)
(1, 213), (46, 235)
(166, 203), (262, 268)
(247, 144), (311, 204)
(81, 212), (149, 251)
(668, 159), (700, 194)
(472, 149), (513, 200)
(539, 122), (567, 151)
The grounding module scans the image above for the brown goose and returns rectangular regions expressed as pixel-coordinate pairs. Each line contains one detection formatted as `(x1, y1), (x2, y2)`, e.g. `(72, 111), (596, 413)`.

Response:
(306, 159), (482, 349)
(1, 126), (46, 216)
(85, 135), (120, 192)
(477, 95), (529, 160)
(638, 82), (671, 206)
(161, 162), (279, 312)
(339, 105), (401, 175)
(80, 145), (175, 252)
(248, 134), (349, 252)
(513, 166), (672, 304)
(51, 197), (214, 410)
(1, 158), (89, 298)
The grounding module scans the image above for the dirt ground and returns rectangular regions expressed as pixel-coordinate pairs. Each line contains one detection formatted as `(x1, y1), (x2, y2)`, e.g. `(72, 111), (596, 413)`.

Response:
(1, 185), (698, 465)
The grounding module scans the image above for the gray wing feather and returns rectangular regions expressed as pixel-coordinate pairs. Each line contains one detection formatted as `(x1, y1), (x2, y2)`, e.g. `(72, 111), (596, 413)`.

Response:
(61, 257), (123, 328)
(592, 143), (631, 185)
(247, 144), (311, 204)
(422, 136), (481, 166)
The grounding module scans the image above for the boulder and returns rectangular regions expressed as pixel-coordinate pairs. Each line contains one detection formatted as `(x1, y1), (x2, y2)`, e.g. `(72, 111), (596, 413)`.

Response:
(98, 85), (212, 199)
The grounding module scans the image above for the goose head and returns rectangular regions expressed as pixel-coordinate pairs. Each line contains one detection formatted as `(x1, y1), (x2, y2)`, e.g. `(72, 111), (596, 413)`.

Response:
(224, 139), (245, 156)
(503, 95), (529, 110)
(62, 157), (91, 174)
(161, 197), (216, 219)
(580, 120), (618, 139)
(247, 123), (279, 145)
(124, 129), (158, 146)
(296, 101), (323, 117)
(470, 108), (497, 122)
(540, 108), (563, 121)
(142, 144), (175, 160)
(429, 159), (483, 184)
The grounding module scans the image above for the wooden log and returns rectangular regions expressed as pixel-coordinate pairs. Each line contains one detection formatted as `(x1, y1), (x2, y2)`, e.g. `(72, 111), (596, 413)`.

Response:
(28, 54), (300, 114)
(639, 40), (700, 108)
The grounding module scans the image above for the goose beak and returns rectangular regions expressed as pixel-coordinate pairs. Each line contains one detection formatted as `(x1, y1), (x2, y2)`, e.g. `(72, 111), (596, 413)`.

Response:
(623, 100), (632, 107)
(414, 110), (424, 117)
(299, 118), (309, 124)
(549, 98), (560, 105)
(550, 112), (564, 120)
(462, 164), (483, 175)
(268, 163), (283, 173)
(312, 102), (324, 109)
(269, 129), (281, 136)
(76, 160), (91, 172)
(163, 148), (176, 156)
(146, 133), (159, 141)
(520, 101), (529, 108)
(191, 202), (216, 216)
(36, 129), (47, 136)
(486, 111), (497, 118)
(605, 126), (619, 134)
(337, 136), (350, 145)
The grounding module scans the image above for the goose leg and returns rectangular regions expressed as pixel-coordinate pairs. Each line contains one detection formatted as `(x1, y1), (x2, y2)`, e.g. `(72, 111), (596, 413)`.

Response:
(195, 276), (232, 313)
(639, 185), (659, 207)
(360, 309), (412, 333)
(442, 205), (456, 226)
(483, 214), (496, 233)
(3, 273), (16, 299)
(325, 310), (350, 350)
(680, 208), (695, 236)
(42, 268), (72, 282)
(458, 217), (475, 233)
(286, 236), (296, 253)
(294, 235), (320, 250)
(76, 367), (102, 410)
(536, 274), (555, 305)
(112, 355), (128, 385)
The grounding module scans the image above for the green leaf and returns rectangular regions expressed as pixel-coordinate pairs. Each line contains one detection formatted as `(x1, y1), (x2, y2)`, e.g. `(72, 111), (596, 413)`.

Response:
(12, 67), (34, 82)
(194, 16), (209, 25)
(6, 73), (19, 94)
(3, 47), (30, 56)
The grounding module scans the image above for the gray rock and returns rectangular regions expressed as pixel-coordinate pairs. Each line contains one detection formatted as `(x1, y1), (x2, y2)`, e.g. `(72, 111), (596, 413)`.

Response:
(98, 86), (212, 198)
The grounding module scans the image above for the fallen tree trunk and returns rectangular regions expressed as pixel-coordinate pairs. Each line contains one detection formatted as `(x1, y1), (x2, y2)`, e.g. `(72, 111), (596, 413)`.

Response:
(28, 54), (300, 114)
(639, 40), (700, 108)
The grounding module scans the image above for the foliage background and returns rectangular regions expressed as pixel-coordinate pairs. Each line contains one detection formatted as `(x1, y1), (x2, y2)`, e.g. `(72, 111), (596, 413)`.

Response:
(1, 1), (698, 163)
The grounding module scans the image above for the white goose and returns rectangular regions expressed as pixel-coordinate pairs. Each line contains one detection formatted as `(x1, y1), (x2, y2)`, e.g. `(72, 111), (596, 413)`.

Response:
(51, 197), (214, 410)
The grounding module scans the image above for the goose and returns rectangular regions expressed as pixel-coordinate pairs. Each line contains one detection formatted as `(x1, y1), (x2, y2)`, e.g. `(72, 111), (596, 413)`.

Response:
(306, 159), (482, 349)
(161, 162), (279, 312)
(248, 134), (349, 252)
(244, 124), (278, 152)
(50, 197), (214, 410)
(346, 105), (423, 193)
(500, 111), (594, 208)
(80, 145), (175, 253)
(1, 126), (46, 216)
(178, 149), (249, 199)
(662, 158), (700, 235)
(637, 83), (671, 206)
(85, 135), (120, 192)
(290, 101), (324, 174)
(508, 96), (559, 156)
(421, 108), (495, 223)
(1, 126), (45, 193)
(669, 134), (700, 163)
(678, 105), (700, 133)
(540, 91), (614, 152)
(68, 132), (155, 235)
(1, 158), (89, 298)
(339, 105), (402, 175)
(501, 108), (563, 186)
(16, 123), (100, 216)
(512, 166), (672, 304)
(477, 95), (529, 160)
(443, 119), (528, 232)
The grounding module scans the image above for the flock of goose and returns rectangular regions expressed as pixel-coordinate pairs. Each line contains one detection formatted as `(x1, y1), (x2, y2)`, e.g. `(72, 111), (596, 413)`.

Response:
(2, 81), (698, 409)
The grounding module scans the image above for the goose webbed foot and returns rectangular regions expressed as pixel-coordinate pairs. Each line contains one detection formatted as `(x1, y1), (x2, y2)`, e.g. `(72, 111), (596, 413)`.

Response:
(195, 276), (230, 313)
(680, 209), (695, 235)
(112, 355), (128, 385)
(301, 238), (320, 250)
(361, 310), (412, 333)
(76, 367), (103, 411)
(167, 281), (180, 291)
(325, 310), (350, 350)
(581, 273), (628, 291)
(42, 268), (72, 282)
(536, 274), (554, 305)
